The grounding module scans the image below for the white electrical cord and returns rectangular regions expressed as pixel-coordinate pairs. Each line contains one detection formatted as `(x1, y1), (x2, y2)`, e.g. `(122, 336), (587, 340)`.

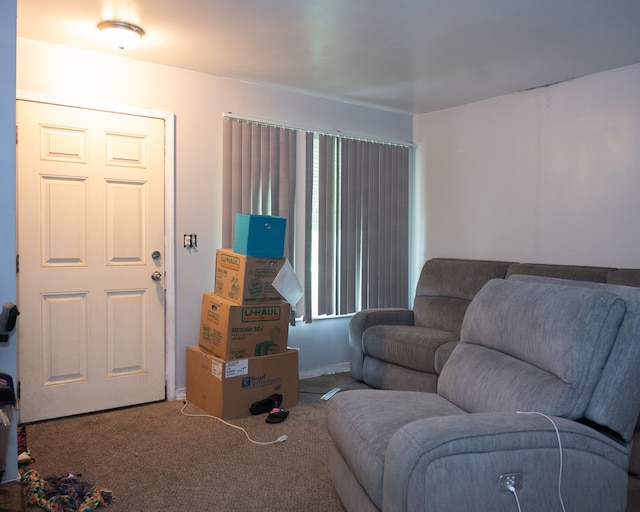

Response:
(507, 484), (522, 512)
(517, 411), (567, 512)
(180, 401), (288, 445)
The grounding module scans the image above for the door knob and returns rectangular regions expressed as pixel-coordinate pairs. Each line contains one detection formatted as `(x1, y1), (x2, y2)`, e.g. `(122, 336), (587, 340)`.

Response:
(151, 271), (163, 281)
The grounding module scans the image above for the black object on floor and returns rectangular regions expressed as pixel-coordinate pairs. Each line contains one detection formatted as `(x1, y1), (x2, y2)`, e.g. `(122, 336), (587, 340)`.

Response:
(266, 407), (289, 424)
(249, 394), (282, 415)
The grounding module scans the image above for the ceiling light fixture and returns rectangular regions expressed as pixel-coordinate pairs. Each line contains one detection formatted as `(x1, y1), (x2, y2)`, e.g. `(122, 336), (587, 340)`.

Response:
(98, 20), (145, 50)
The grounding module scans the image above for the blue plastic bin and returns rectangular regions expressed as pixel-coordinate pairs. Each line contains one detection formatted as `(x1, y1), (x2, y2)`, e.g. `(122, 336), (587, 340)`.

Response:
(233, 214), (286, 258)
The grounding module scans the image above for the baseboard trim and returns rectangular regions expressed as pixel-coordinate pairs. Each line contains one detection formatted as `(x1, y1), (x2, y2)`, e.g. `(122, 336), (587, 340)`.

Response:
(299, 363), (350, 380)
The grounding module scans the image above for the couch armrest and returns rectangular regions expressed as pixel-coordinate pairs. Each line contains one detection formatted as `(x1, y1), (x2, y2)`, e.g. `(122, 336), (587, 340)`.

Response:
(349, 308), (414, 381)
(383, 412), (630, 512)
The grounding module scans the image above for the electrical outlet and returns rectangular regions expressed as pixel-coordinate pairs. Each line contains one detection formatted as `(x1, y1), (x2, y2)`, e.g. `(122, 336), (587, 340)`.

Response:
(499, 473), (523, 492)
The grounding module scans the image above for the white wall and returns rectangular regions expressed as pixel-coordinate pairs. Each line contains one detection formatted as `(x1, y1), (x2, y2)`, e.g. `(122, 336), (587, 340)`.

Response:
(15, 38), (413, 394)
(413, 64), (640, 273)
(0, 1), (17, 483)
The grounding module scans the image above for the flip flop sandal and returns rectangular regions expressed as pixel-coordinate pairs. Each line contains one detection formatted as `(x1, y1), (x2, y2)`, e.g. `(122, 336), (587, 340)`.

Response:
(266, 407), (289, 424)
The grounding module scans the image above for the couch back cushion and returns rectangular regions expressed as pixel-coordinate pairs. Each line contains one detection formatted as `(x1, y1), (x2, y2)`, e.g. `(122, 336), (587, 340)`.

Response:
(509, 274), (640, 442)
(505, 262), (612, 282)
(607, 268), (640, 288)
(438, 279), (625, 424)
(413, 258), (511, 332)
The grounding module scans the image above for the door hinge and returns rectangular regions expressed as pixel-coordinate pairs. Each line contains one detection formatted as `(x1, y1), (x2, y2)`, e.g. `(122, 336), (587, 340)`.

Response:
(16, 254), (19, 274)
(15, 125), (18, 144)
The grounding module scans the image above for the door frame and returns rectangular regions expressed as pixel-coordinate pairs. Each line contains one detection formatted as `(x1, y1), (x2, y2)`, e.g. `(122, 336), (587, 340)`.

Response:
(16, 90), (177, 401)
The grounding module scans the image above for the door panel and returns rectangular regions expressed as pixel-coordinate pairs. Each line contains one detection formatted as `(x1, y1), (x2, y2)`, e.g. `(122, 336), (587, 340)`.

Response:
(17, 100), (166, 422)
(41, 176), (88, 266)
(42, 292), (88, 383)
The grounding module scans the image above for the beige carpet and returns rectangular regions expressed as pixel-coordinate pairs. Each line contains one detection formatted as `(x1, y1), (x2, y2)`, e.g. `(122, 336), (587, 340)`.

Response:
(21, 373), (368, 512)
(20, 373), (640, 511)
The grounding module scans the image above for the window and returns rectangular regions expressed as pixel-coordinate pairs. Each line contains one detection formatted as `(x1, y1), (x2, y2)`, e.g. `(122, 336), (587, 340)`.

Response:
(222, 117), (410, 323)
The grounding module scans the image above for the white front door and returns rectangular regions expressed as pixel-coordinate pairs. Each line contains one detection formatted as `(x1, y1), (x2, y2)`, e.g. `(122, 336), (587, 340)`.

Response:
(17, 100), (166, 423)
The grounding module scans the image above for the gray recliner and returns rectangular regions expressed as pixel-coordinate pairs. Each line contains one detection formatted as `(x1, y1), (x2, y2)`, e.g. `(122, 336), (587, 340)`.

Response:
(327, 278), (640, 511)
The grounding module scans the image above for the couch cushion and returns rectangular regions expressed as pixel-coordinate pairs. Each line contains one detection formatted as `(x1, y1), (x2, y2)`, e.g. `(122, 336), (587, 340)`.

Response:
(413, 258), (511, 331)
(509, 274), (640, 442)
(416, 258), (513, 300)
(438, 279), (625, 419)
(412, 296), (470, 333)
(607, 268), (640, 287)
(363, 325), (458, 374)
(326, 390), (466, 509)
(363, 358), (439, 392)
(434, 341), (458, 374)
(506, 262), (612, 282)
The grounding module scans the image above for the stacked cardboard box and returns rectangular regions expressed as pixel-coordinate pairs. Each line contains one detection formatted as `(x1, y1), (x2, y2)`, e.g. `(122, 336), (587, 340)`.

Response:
(187, 214), (299, 419)
(186, 347), (298, 420)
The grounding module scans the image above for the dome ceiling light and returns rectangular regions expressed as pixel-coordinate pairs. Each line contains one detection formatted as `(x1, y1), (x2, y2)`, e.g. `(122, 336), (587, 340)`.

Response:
(98, 20), (145, 50)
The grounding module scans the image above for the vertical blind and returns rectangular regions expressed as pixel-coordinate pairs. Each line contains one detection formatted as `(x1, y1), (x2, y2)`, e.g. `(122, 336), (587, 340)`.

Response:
(222, 117), (297, 260)
(303, 133), (315, 322)
(223, 116), (410, 323)
(316, 134), (338, 318)
(316, 137), (410, 317)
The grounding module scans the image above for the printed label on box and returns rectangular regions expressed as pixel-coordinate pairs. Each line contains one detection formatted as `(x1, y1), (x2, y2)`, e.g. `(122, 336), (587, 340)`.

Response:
(241, 306), (282, 322)
(241, 374), (283, 390)
(206, 309), (220, 325)
(248, 279), (263, 297)
(225, 359), (249, 379)
(220, 252), (241, 270)
(210, 360), (223, 380)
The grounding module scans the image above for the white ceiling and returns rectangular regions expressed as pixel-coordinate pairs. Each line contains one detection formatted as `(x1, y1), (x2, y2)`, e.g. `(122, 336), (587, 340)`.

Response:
(16, 0), (640, 115)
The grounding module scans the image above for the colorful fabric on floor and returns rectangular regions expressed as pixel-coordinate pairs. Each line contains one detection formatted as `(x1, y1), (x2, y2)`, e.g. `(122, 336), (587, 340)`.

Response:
(21, 470), (113, 512)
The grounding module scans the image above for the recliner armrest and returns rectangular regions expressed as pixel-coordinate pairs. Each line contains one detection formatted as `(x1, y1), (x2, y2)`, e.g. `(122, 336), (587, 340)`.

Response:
(349, 308), (414, 380)
(383, 412), (630, 512)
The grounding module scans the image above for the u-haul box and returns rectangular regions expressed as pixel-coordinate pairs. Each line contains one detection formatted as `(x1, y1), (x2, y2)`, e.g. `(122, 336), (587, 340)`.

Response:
(215, 249), (285, 304)
(199, 292), (290, 360)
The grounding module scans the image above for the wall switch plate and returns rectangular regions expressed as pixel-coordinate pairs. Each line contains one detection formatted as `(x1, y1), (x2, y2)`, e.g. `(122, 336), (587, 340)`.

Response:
(183, 234), (198, 248)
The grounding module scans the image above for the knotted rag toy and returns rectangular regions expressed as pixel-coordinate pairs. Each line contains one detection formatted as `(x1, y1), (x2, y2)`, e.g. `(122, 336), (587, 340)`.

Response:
(21, 469), (113, 512)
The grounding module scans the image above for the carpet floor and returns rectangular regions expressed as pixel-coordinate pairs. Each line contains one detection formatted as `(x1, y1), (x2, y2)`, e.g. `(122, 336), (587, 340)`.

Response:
(17, 372), (640, 512)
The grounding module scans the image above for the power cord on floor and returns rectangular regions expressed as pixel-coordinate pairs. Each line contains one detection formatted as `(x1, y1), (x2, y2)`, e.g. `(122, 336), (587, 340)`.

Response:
(517, 411), (566, 512)
(180, 401), (288, 445)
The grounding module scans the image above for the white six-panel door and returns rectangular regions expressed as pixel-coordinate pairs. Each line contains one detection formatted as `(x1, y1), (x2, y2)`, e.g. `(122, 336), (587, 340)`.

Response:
(17, 100), (166, 422)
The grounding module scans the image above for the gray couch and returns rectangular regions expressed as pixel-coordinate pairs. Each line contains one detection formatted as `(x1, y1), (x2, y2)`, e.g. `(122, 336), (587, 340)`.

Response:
(329, 276), (640, 511)
(348, 258), (640, 476)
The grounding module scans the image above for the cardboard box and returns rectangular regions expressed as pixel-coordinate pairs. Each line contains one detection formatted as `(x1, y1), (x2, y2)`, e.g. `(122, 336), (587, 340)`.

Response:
(186, 346), (299, 420)
(199, 292), (290, 360)
(215, 249), (286, 304)
(233, 213), (286, 258)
